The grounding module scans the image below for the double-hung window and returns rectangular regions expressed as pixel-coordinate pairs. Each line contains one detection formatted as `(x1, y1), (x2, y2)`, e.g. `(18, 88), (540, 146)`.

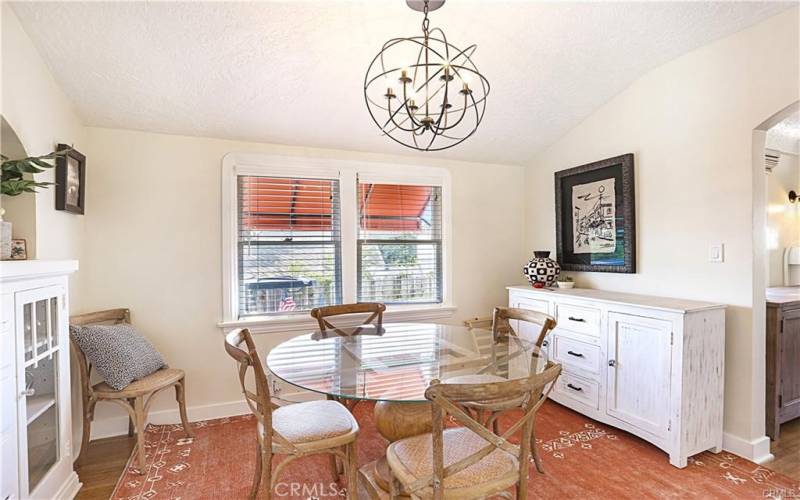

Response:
(222, 155), (451, 324)
(237, 176), (342, 316)
(357, 182), (442, 304)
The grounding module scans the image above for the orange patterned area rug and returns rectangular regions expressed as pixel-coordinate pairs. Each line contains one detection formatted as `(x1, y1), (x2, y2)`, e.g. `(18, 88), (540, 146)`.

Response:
(111, 401), (798, 499)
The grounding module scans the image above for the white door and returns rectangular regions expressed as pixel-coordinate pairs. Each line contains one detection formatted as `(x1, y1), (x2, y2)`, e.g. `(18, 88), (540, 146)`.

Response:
(509, 296), (549, 343)
(14, 285), (67, 498)
(606, 312), (672, 438)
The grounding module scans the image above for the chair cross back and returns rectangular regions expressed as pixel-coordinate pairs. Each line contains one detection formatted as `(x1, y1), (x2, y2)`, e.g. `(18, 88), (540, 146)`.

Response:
(414, 361), (562, 498)
(223, 328), (297, 452)
(310, 302), (385, 337)
(493, 306), (557, 348)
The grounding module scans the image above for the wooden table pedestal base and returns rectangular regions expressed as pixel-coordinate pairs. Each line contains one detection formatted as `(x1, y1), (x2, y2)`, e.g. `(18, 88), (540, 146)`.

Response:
(359, 400), (432, 499)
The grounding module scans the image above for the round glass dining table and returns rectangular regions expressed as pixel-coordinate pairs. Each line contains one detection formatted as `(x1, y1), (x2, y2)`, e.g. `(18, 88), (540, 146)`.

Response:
(266, 322), (548, 496)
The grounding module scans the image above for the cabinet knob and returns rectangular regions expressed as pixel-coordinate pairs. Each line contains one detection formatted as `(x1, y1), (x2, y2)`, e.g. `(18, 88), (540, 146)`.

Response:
(608, 360), (616, 367)
(541, 340), (549, 347)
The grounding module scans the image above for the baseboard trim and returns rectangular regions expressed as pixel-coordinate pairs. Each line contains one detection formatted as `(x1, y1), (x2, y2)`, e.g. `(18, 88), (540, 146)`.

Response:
(88, 391), (320, 440)
(722, 432), (774, 464)
(89, 399), (251, 440)
(56, 470), (82, 500)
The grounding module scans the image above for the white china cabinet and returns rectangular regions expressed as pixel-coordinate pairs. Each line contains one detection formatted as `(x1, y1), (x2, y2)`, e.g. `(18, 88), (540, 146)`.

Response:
(1, 261), (80, 500)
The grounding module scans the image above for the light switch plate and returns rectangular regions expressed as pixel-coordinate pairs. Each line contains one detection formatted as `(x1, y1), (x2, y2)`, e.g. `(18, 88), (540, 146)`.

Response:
(709, 243), (724, 263)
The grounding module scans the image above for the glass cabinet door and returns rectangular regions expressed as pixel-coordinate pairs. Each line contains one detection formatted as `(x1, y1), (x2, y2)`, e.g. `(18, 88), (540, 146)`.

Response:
(16, 286), (64, 497)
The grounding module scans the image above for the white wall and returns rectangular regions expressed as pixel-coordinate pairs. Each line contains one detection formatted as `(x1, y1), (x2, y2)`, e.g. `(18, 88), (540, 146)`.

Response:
(1, 3), (90, 462)
(79, 126), (527, 436)
(1, 4), (87, 309)
(524, 8), (798, 457)
(767, 153), (800, 286)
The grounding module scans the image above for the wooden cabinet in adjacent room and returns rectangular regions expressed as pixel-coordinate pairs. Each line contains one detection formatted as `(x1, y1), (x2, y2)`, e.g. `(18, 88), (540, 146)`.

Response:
(766, 287), (800, 440)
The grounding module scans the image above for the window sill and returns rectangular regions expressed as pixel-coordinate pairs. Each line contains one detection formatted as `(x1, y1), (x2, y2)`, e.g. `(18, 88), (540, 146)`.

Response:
(218, 304), (458, 334)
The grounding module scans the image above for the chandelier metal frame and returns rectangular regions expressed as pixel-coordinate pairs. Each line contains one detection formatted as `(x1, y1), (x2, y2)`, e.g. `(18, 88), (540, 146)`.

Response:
(363, 0), (490, 152)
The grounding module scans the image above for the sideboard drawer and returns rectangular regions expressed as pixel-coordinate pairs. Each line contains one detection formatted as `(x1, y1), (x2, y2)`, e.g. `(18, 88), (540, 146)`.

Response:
(553, 334), (600, 375)
(556, 303), (601, 337)
(554, 372), (599, 410)
(514, 296), (549, 314)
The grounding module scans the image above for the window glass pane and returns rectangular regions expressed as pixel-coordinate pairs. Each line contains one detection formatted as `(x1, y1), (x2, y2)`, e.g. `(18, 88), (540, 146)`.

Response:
(35, 300), (49, 355)
(238, 176), (342, 317)
(23, 303), (33, 362)
(50, 297), (58, 347)
(357, 183), (442, 304)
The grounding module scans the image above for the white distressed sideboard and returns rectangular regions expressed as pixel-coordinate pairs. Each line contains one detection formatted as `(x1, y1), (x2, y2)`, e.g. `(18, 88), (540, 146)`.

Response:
(508, 285), (726, 468)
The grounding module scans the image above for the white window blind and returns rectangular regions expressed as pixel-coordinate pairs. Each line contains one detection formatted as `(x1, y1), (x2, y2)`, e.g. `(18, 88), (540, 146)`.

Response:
(357, 182), (443, 304)
(238, 176), (342, 317)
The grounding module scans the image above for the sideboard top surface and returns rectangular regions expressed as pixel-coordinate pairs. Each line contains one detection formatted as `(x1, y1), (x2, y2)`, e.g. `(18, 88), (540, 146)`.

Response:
(507, 285), (726, 314)
(0, 259), (78, 282)
(766, 286), (800, 306)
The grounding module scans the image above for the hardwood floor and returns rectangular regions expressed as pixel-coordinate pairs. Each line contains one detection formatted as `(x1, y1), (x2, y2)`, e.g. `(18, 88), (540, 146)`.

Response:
(75, 435), (136, 500)
(769, 418), (800, 480)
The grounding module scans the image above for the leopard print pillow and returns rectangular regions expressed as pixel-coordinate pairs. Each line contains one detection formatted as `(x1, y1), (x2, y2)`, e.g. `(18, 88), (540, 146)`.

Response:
(70, 324), (167, 390)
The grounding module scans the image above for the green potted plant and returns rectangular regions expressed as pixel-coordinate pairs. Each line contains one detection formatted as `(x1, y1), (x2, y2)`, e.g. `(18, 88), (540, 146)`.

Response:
(556, 275), (575, 289)
(1, 148), (70, 259)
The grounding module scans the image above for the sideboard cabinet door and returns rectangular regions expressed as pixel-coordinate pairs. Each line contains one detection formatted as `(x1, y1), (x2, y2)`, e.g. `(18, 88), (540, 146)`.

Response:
(509, 295), (549, 343)
(607, 312), (672, 438)
(781, 309), (800, 419)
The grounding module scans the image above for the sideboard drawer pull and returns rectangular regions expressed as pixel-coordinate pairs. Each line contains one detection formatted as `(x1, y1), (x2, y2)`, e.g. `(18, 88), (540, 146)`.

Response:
(567, 350), (584, 358)
(567, 383), (583, 392)
(568, 316), (586, 323)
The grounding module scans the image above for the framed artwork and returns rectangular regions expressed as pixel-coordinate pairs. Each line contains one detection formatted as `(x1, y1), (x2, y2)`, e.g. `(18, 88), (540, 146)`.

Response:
(9, 239), (27, 260)
(554, 153), (636, 273)
(55, 144), (86, 214)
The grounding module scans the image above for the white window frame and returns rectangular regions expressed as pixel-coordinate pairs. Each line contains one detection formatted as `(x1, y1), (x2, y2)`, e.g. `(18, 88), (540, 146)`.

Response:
(219, 153), (455, 333)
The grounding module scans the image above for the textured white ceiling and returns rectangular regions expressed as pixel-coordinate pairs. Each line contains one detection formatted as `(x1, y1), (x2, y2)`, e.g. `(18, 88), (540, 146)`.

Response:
(10, 1), (794, 165)
(767, 111), (800, 155)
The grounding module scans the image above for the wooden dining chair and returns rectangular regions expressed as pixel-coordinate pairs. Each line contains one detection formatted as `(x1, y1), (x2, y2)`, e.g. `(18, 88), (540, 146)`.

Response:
(387, 361), (562, 499)
(492, 306), (557, 348)
(70, 308), (193, 472)
(224, 328), (359, 500)
(310, 302), (386, 335)
(453, 306), (558, 474)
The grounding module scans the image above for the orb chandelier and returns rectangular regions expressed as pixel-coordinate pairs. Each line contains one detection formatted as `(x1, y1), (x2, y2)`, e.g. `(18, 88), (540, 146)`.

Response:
(364, 0), (490, 152)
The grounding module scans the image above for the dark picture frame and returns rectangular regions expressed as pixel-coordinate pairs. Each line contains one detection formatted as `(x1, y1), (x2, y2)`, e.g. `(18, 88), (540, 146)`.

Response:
(554, 153), (636, 273)
(55, 143), (86, 214)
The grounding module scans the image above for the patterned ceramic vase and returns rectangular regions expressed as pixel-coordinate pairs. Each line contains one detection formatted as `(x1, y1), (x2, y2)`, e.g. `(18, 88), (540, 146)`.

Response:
(523, 251), (561, 288)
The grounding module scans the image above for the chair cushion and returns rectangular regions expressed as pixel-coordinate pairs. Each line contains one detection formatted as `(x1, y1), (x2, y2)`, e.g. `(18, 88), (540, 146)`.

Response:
(387, 427), (519, 497)
(70, 323), (167, 390)
(271, 400), (357, 444)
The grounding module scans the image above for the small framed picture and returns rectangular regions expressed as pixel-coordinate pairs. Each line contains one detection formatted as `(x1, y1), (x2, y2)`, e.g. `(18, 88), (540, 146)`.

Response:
(9, 239), (27, 260)
(55, 144), (86, 214)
